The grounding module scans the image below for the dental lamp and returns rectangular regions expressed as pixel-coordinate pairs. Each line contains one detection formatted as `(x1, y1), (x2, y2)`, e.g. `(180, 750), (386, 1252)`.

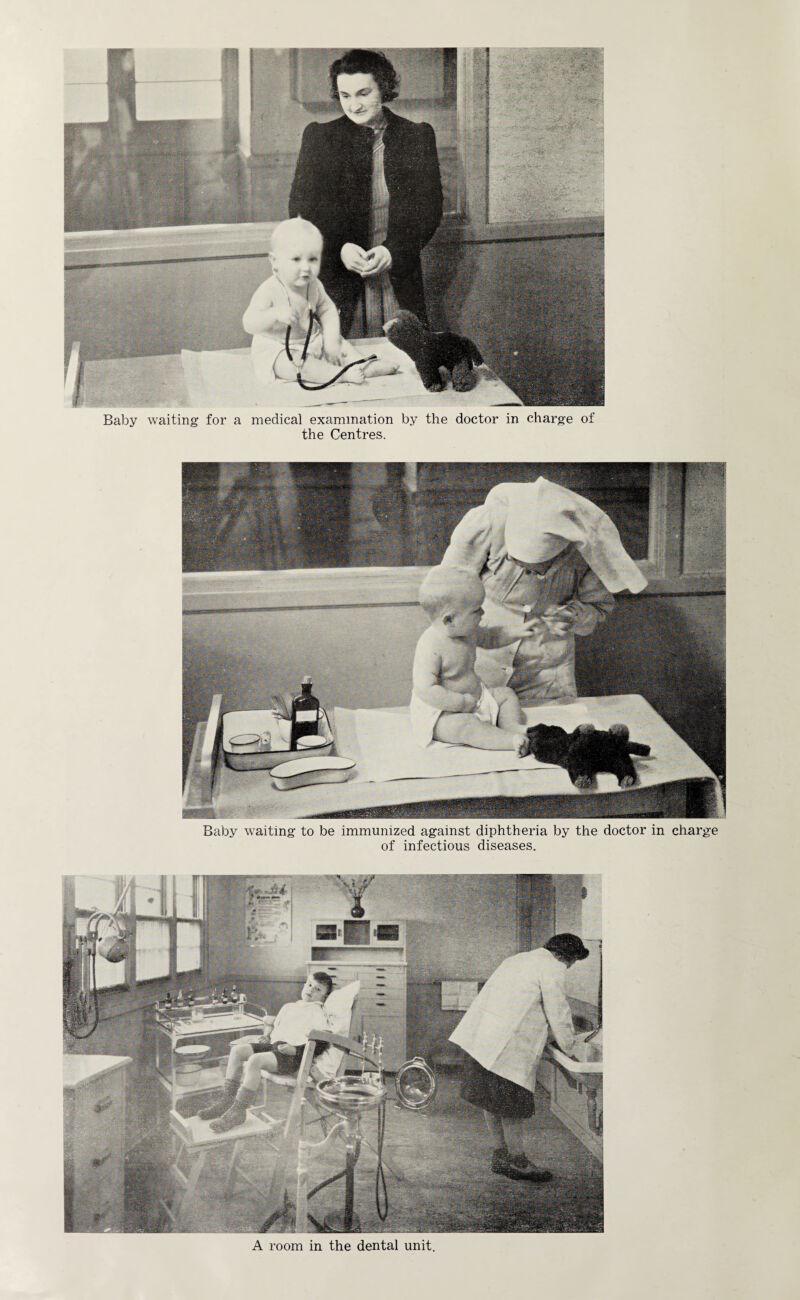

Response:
(86, 876), (133, 961)
(64, 878), (133, 1039)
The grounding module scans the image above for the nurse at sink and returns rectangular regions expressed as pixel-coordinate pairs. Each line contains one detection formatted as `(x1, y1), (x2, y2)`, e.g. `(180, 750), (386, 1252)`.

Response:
(449, 933), (589, 1182)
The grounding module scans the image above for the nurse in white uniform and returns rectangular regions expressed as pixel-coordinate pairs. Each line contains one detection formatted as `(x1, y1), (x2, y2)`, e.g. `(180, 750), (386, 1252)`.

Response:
(449, 933), (589, 1181)
(440, 478), (647, 703)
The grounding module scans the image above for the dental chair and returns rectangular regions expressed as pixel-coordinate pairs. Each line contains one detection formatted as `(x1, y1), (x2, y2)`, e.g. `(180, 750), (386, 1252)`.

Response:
(258, 1027), (389, 1233)
(159, 982), (359, 1232)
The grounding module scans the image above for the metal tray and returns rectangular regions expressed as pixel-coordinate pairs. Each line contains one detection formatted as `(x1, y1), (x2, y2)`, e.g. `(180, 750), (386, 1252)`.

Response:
(222, 707), (334, 770)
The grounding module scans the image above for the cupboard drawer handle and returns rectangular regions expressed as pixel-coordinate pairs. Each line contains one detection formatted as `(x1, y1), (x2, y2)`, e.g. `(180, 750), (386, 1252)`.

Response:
(94, 1096), (113, 1113)
(93, 1203), (111, 1223)
(92, 1149), (112, 1167)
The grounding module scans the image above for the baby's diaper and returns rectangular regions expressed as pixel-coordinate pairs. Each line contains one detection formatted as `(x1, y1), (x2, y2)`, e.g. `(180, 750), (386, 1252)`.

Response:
(410, 684), (500, 748)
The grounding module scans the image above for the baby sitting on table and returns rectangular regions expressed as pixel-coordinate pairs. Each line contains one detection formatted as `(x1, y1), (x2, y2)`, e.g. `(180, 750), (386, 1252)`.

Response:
(243, 217), (399, 387)
(411, 566), (531, 755)
(197, 972), (333, 1132)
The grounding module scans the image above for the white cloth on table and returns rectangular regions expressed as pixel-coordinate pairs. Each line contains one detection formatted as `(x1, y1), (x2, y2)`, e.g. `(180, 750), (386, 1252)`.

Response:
(336, 702), (594, 784)
(181, 344), (419, 408)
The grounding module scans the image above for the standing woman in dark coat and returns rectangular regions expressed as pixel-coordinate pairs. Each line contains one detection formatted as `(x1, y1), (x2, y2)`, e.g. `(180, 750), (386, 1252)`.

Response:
(289, 49), (443, 337)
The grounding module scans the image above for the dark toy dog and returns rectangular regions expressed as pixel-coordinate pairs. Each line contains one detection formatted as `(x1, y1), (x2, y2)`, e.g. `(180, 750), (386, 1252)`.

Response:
(526, 722), (651, 789)
(383, 310), (484, 392)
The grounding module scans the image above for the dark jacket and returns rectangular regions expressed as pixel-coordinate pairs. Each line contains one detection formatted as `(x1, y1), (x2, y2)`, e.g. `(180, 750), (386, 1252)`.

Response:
(289, 109), (443, 331)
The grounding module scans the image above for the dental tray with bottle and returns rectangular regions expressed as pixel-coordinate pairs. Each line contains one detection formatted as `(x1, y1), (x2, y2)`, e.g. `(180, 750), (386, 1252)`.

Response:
(222, 707), (335, 770)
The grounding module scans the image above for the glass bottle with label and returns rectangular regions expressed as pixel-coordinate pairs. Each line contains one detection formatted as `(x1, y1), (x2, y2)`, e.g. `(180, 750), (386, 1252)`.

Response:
(290, 676), (321, 749)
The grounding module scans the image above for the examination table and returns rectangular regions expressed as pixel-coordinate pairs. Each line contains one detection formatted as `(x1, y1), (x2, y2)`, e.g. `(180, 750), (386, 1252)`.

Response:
(182, 693), (723, 819)
(66, 341), (521, 408)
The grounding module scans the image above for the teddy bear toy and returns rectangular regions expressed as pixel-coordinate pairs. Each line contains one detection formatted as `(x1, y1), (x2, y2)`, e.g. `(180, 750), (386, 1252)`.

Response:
(383, 310), (484, 392)
(526, 722), (651, 789)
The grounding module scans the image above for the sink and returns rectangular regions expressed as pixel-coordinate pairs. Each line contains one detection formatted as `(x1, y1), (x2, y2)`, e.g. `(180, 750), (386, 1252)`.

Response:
(547, 1028), (603, 1150)
(547, 1029), (602, 1088)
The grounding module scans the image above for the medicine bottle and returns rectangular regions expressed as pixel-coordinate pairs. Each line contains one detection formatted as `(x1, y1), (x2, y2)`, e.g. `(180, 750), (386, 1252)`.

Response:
(290, 676), (320, 748)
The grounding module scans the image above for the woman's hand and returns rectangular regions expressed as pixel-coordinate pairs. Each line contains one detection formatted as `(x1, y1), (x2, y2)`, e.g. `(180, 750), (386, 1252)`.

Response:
(542, 606), (576, 636)
(341, 243), (370, 274)
(361, 245), (392, 277)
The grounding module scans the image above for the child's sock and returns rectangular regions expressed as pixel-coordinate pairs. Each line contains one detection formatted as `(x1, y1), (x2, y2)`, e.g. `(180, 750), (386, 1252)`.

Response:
(198, 1077), (238, 1120)
(209, 1084), (259, 1133)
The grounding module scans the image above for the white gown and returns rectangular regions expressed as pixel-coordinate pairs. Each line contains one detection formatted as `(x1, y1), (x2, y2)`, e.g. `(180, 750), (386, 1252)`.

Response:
(449, 948), (577, 1094)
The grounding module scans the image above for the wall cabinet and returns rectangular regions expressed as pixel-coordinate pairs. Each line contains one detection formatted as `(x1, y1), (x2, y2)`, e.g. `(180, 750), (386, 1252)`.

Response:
(307, 919), (408, 1072)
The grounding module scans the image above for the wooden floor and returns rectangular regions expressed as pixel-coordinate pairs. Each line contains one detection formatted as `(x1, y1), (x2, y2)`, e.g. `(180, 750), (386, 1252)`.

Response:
(124, 1072), (603, 1234)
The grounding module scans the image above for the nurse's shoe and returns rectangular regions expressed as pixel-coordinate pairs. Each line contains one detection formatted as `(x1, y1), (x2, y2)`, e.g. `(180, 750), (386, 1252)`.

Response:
(490, 1147), (510, 1173)
(496, 1152), (553, 1182)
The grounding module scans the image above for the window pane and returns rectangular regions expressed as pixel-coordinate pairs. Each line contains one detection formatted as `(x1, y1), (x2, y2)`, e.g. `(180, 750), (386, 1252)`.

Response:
(65, 48), (239, 232)
(136, 919), (170, 980)
(183, 463), (651, 573)
(65, 50), (109, 83)
(175, 876), (195, 918)
(76, 915), (125, 990)
(64, 84), (108, 124)
(136, 82), (222, 121)
(135, 876), (165, 917)
(177, 921), (202, 973)
(74, 875), (120, 913)
(134, 49), (222, 82)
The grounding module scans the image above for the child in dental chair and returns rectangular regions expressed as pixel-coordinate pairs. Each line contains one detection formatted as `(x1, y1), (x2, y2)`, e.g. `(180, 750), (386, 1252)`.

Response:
(243, 217), (399, 386)
(411, 566), (533, 756)
(198, 972), (334, 1132)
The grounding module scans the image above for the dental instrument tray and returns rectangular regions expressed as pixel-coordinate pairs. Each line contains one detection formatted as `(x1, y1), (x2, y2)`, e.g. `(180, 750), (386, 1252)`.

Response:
(222, 707), (335, 770)
(270, 755), (356, 790)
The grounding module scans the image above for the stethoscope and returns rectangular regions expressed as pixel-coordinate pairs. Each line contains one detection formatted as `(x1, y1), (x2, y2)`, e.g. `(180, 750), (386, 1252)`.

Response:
(284, 311), (377, 391)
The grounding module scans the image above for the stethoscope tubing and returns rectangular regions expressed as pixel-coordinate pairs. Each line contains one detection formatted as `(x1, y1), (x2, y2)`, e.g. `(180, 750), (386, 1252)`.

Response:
(284, 315), (375, 391)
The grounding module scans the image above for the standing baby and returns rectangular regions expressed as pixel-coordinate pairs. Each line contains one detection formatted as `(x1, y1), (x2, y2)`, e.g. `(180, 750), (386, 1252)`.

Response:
(411, 567), (531, 755)
(243, 217), (398, 386)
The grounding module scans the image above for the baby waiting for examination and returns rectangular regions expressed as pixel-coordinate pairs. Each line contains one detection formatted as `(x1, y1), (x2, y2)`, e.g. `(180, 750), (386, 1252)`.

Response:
(243, 217), (398, 386)
(411, 567), (531, 755)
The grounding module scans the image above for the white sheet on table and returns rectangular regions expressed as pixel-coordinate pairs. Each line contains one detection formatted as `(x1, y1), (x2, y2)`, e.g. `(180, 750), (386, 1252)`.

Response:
(333, 702), (594, 784)
(181, 342), (424, 408)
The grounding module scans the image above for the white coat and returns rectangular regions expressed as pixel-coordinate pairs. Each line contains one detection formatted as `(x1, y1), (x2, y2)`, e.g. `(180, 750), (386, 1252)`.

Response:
(449, 949), (577, 1093)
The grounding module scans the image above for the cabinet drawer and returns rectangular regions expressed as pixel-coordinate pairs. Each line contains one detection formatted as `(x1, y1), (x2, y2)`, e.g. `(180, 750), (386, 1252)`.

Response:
(370, 994), (406, 1014)
(71, 1152), (125, 1232)
(74, 1072), (125, 1147)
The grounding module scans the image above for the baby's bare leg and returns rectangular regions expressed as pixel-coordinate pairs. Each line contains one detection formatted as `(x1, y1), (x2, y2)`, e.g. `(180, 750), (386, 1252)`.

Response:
(361, 356), (400, 377)
(340, 340), (398, 379)
(433, 711), (523, 753)
(273, 353), (365, 385)
(492, 686), (525, 731)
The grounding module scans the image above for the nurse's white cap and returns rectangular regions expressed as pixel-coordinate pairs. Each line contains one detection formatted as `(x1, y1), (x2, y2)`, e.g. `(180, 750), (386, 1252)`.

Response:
(496, 478), (648, 594)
